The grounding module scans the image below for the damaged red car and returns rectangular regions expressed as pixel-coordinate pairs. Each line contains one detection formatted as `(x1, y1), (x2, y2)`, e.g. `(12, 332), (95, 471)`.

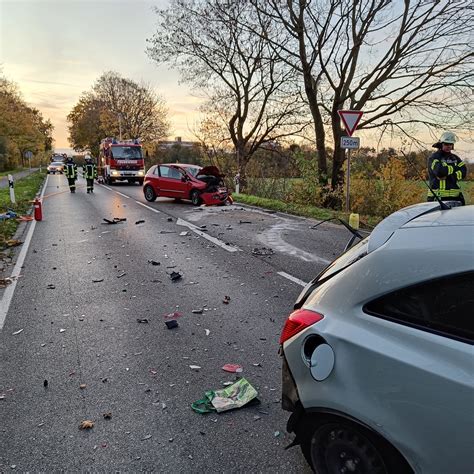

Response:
(143, 164), (233, 206)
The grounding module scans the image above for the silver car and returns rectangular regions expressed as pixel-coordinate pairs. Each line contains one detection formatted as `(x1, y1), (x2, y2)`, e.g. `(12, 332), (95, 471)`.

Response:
(281, 202), (473, 474)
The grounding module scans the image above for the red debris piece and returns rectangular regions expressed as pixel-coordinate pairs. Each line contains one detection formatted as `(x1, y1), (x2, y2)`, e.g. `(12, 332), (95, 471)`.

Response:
(222, 364), (243, 373)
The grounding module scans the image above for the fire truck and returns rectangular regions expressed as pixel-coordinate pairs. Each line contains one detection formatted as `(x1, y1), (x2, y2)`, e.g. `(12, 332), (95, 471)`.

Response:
(98, 138), (145, 185)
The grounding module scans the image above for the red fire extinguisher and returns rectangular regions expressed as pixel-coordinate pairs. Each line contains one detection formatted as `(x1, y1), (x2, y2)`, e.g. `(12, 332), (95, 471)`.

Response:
(34, 197), (43, 221)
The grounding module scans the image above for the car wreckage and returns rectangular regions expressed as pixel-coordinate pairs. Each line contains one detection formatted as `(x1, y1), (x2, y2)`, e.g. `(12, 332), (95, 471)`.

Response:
(143, 163), (233, 206)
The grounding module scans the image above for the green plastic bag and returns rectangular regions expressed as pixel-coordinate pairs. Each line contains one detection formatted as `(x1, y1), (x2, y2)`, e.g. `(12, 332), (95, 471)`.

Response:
(191, 378), (258, 414)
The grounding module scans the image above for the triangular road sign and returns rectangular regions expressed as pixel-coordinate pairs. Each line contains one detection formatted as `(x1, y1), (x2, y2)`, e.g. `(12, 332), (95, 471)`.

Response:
(338, 110), (363, 137)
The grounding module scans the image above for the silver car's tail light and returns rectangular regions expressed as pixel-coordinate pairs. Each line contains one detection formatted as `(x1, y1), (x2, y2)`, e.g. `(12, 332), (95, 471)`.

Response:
(280, 309), (324, 344)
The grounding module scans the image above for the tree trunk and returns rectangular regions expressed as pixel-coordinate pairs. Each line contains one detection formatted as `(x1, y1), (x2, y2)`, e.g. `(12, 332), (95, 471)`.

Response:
(303, 74), (328, 185)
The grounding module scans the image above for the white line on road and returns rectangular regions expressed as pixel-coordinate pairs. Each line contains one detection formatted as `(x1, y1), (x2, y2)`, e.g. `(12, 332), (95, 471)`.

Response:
(135, 201), (161, 213)
(0, 176), (49, 330)
(277, 271), (308, 287)
(114, 191), (130, 199)
(176, 218), (240, 253)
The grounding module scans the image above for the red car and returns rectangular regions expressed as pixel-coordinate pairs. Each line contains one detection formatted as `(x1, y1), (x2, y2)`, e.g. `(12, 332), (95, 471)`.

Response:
(143, 163), (233, 206)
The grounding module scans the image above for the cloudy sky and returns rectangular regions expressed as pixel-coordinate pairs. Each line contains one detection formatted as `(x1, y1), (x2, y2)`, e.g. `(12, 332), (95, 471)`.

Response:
(0, 0), (204, 149)
(1, 0), (472, 159)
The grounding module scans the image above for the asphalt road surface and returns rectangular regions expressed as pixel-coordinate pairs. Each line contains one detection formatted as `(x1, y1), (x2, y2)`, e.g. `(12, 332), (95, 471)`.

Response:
(0, 175), (361, 472)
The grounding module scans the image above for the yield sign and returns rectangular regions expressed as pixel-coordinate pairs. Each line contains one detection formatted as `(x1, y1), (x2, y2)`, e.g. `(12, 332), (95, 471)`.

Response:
(338, 110), (363, 137)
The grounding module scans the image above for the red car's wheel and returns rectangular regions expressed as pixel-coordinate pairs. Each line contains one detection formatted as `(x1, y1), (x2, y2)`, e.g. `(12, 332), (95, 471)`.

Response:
(190, 189), (202, 206)
(144, 185), (157, 202)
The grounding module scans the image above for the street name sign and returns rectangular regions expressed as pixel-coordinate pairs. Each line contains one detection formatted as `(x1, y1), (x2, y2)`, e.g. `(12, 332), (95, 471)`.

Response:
(341, 136), (360, 149)
(338, 110), (363, 136)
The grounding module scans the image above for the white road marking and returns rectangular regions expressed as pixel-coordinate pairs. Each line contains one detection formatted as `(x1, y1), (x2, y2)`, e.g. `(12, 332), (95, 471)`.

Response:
(114, 191), (130, 199)
(176, 218), (240, 253)
(135, 201), (161, 213)
(277, 271), (308, 287)
(102, 185), (112, 191)
(0, 175), (49, 330)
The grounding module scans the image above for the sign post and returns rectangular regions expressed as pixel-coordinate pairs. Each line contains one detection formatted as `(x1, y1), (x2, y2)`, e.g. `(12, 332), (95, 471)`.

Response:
(337, 110), (363, 213)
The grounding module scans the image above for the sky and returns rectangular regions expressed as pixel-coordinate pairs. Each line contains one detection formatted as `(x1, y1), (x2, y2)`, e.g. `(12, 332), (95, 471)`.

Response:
(1, 0), (472, 160)
(0, 0), (204, 150)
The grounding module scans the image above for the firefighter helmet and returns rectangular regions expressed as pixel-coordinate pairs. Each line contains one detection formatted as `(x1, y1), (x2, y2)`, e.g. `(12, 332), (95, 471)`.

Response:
(85, 155), (92, 161)
(439, 131), (457, 144)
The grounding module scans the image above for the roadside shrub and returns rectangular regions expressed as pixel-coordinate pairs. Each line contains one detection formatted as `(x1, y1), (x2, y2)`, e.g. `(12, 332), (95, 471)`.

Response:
(350, 158), (423, 218)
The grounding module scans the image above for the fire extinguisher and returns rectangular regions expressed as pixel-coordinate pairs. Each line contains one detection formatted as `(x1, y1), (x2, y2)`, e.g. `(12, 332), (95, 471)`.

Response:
(34, 197), (43, 221)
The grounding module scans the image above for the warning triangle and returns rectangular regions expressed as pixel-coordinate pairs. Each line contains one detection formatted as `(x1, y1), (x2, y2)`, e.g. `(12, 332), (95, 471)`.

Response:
(338, 110), (363, 137)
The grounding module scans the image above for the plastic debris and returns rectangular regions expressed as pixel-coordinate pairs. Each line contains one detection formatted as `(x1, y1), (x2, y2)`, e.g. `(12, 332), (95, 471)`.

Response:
(103, 217), (126, 224)
(167, 217), (173, 222)
(141, 434), (152, 440)
(148, 260), (160, 266)
(43, 380), (48, 387)
(222, 364), (243, 373)
(47, 284), (56, 289)
(169, 271), (182, 281)
(252, 247), (274, 256)
(205, 329), (210, 336)
(165, 311), (183, 319)
(92, 278), (104, 283)
(12, 329), (24, 336)
(179, 231), (189, 236)
(135, 220), (145, 225)
(117, 272), (126, 278)
(79, 384), (87, 389)
(137, 318), (149, 324)
(223, 295), (231, 304)
(189, 365), (201, 371)
(165, 320), (179, 329)
(103, 413), (112, 419)
(191, 378), (258, 414)
(192, 309), (203, 314)
(79, 420), (94, 430)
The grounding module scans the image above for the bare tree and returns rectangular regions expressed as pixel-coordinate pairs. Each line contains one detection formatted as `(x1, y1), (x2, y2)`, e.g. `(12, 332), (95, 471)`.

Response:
(147, 0), (309, 184)
(93, 72), (170, 142)
(252, 0), (474, 196)
(68, 72), (170, 155)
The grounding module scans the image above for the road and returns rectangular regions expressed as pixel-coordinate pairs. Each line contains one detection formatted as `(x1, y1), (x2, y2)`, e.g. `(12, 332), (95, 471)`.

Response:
(0, 175), (358, 472)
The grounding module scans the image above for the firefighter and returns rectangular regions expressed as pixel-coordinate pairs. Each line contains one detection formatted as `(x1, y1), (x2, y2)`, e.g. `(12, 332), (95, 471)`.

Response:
(64, 156), (78, 193)
(427, 131), (467, 205)
(83, 155), (97, 193)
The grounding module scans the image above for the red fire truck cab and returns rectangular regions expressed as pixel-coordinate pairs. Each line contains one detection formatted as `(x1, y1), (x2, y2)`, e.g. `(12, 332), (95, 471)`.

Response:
(98, 138), (145, 185)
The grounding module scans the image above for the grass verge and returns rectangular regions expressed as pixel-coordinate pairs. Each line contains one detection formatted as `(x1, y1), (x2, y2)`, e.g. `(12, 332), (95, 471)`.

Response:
(0, 171), (45, 249)
(232, 193), (382, 229)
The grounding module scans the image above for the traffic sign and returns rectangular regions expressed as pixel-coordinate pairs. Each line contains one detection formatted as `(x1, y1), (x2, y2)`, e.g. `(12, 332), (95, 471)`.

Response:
(24, 151), (33, 159)
(341, 136), (360, 149)
(338, 110), (363, 137)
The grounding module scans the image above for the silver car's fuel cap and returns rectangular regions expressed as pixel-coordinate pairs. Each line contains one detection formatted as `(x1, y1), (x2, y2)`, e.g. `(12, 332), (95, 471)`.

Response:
(309, 343), (335, 381)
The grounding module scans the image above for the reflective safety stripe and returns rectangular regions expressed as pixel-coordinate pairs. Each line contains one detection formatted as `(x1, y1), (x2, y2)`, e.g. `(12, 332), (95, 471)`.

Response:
(447, 165), (454, 175)
(431, 159), (439, 170)
(456, 170), (462, 180)
(428, 189), (461, 197)
(439, 179), (445, 191)
(458, 161), (466, 167)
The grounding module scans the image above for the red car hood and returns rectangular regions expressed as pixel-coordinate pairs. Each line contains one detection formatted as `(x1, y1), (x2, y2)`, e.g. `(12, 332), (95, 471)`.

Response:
(196, 166), (224, 177)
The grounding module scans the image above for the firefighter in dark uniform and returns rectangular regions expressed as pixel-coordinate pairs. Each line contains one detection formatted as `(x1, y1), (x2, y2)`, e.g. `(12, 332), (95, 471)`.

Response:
(427, 131), (467, 205)
(64, 156), (78, 193)
(83, 155), (98, 193)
